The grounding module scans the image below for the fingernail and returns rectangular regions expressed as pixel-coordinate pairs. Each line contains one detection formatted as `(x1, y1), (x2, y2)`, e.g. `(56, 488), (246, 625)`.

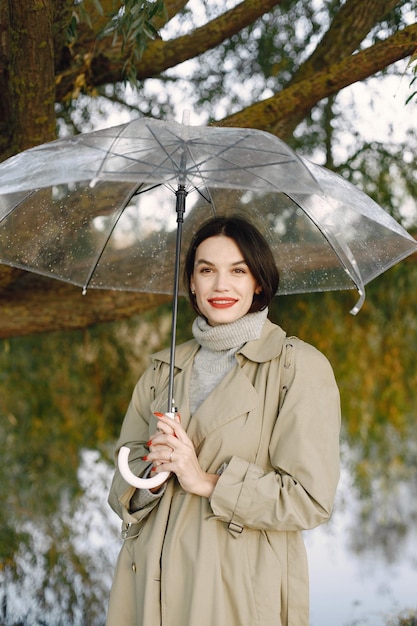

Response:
(142, 455), (148, 461)
(146, 440), (152, 447)
(153, 412), (164, 417)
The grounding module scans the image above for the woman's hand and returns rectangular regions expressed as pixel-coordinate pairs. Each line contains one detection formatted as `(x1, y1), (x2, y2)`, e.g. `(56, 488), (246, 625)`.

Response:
(146, 414), (219, 498)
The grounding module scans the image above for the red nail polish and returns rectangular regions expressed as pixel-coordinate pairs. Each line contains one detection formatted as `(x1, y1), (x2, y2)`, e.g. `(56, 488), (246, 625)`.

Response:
(146, 440), (152, 447)
(153, 412), (164, 417)
(142, 455), (148, 461)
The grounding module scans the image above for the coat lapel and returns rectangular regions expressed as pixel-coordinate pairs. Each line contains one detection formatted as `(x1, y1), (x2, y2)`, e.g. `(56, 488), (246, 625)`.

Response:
(188, 364), (259, 447)
(149, 319), (287, 444)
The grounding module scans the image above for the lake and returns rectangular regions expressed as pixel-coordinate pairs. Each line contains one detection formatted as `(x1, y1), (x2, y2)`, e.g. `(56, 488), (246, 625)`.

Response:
(307, 466), (417, 626)
(1, 450), (416, 625)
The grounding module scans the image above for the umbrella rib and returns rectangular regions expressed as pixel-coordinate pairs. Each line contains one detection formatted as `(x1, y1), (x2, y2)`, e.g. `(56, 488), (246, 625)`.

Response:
(87, 124), (130, 185)
(286, 192), (366, 314)
(83, 141), (186, 187)
(155, 132), (302, 178)
(144, 123), (193, 184)
(0, 189), (38, 225)
(132, 125), (298, 189)
(81, 183), (146, 293)
(166, 132), (294, 187)
(185, 138), (304, 185)
(82, 125), (314, 193)
(194, 185), (213, 205)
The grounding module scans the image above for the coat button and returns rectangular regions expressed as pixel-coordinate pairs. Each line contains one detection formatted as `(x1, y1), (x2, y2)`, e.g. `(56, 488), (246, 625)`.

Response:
(131, 562), (136, 573)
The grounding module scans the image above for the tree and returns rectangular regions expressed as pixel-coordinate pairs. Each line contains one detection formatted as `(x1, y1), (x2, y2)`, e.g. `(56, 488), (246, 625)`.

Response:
(0, 0), (416, 337)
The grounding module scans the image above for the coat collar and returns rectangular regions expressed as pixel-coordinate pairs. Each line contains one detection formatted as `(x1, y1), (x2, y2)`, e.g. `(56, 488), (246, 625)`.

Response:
(152, 318), (287, 370)
(151, 319), (288, 444)
(238, 318), (287, 363)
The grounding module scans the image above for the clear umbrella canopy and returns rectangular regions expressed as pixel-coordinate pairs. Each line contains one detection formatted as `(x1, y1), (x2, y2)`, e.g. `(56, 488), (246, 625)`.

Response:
(0, 117), (415, 316)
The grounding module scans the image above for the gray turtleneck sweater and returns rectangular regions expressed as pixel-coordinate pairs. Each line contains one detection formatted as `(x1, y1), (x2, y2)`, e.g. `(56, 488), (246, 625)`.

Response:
(189, 308), (268, 413)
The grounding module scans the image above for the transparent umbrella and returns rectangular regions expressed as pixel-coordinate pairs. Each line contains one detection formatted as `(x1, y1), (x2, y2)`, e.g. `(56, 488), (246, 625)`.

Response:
(0, 116), (415, 487)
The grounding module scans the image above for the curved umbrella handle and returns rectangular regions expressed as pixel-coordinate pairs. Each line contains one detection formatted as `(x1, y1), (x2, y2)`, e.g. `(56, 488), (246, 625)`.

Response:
(118, 446), (170, 490)
(117, 411), (175, 490)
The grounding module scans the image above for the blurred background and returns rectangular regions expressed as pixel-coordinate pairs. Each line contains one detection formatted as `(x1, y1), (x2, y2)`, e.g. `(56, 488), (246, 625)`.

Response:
(0, 1), (416, 624)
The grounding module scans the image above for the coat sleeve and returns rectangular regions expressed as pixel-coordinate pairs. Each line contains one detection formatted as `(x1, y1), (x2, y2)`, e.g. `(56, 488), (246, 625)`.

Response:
(209, 343), (341, 532)
(107, 363), (164, 524)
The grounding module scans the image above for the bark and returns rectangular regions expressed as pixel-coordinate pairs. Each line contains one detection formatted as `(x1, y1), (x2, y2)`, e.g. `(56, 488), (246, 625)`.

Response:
(217, 23), (417, 138)
(271, 0), (405, 136)
(0, 0), (415, 336)
(55, 0), (284, 100)
(136, 0), (285, 79)
(293, 0), (402, 81)
(0, 272), (170, 338)
(4, 0), (56, 156)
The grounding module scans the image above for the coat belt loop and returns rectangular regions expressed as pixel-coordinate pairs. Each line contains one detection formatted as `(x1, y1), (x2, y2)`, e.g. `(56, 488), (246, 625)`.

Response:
(122, 521), (142, 540)
(228, 520), (244, 536)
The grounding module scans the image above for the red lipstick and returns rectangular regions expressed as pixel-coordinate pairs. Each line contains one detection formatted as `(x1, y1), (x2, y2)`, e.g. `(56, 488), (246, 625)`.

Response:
(208, 298), (238, 309)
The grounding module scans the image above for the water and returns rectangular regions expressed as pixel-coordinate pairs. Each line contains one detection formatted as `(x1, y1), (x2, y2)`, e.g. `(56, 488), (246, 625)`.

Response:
(307, 468), (417, 626)
(1, 452), (416, 625)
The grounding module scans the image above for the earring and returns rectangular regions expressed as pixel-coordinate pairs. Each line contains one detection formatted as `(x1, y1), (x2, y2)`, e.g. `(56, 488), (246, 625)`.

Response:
(191, 290), (195, 295)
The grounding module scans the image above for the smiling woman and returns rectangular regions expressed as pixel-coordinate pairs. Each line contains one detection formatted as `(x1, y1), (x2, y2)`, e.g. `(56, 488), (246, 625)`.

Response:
(106, 215), (341, 626)
(185, 215), (280, 325)
(190, 235), (262, 324)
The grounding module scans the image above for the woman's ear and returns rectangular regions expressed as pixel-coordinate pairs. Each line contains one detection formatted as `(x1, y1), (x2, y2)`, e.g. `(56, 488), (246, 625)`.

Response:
(255, 285), (263, 295)
(190, 278), (195, 293)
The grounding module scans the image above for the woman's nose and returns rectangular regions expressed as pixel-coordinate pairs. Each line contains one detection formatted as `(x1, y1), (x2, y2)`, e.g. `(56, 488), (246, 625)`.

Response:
(213, 271), (230, 291)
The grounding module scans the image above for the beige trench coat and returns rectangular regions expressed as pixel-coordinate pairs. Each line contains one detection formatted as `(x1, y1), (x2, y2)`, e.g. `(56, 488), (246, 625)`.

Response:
(106, 319), (340, 626)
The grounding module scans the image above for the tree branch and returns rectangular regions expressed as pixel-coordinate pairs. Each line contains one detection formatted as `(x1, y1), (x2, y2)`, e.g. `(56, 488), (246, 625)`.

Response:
(136, 0), (285, 77)
(0, 272), (170, 338)
(56, 0), (284, 99)
(216, 23), (417, 139)
(278, 0), (404, 136)
(293, 0), (401, 82)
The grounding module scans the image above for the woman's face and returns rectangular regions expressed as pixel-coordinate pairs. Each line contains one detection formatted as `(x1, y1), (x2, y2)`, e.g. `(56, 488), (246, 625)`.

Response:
(190, 235), (261, 326)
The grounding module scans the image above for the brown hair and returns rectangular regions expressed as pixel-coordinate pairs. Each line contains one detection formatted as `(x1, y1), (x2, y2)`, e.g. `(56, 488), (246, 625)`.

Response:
(184, 216), (279, 315)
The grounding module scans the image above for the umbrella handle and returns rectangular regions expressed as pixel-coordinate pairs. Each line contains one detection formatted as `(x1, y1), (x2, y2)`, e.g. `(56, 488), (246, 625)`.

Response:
(118, 447), (170, 489)
(117, 412), (175, 490)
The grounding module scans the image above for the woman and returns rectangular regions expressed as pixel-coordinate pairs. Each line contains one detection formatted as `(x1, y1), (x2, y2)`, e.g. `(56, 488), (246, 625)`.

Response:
(106, 216), (341, 626)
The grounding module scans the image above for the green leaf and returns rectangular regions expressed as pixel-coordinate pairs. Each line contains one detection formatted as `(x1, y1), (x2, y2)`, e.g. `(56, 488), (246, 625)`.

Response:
(91, 0), (104, 16)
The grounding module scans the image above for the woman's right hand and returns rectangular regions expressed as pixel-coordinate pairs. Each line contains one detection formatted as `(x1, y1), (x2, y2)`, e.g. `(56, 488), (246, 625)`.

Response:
(148, 414), (219, 498)
(147, 412), (181, 481)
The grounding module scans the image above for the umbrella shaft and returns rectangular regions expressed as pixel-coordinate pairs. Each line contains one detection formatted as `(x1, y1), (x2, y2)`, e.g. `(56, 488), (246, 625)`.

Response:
(167, 185), (187, 413)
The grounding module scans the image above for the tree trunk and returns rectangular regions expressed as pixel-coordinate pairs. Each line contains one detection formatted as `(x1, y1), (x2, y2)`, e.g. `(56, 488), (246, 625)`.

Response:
(6, 0), (56, 155)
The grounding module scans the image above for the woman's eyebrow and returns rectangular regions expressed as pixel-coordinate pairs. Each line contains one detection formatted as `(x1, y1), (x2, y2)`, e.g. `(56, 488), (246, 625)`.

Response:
(195, 259), (247, 266)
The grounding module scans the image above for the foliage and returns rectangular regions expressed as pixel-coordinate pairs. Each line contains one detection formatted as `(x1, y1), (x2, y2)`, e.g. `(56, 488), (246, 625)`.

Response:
(64, 0), (417, 134)
(405, 48), (417, 104)
(1, 0), (416, 334)
(271, 262), (417, 492)
(1, 266), (417, 620)
(0, 1), (417, 620)
(346, 610), (417, 626)
(0, 307), (178, 622)
(0, 309), (170, 560)
(387, 610), (417, 626)
(95, 0), (167, 86)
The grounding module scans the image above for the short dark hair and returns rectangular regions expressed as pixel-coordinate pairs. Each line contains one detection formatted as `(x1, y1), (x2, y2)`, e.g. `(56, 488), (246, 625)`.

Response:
(184, 215), (279, 315)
